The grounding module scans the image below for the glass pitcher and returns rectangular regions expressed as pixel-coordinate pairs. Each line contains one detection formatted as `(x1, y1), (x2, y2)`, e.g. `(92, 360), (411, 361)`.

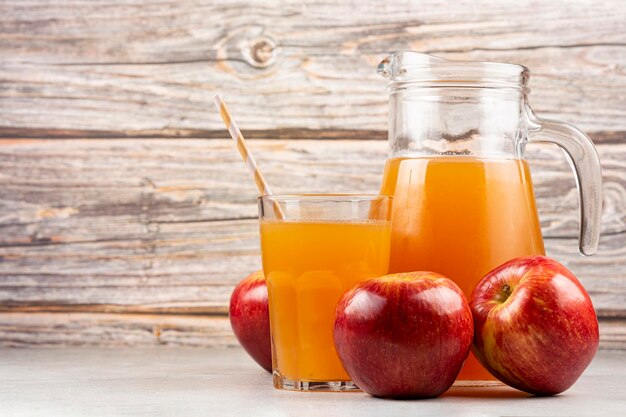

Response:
(378, 51), (602, 383)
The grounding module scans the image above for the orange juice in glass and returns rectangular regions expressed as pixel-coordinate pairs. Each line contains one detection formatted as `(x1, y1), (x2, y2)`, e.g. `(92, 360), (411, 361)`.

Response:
(259, 194), (391, 391)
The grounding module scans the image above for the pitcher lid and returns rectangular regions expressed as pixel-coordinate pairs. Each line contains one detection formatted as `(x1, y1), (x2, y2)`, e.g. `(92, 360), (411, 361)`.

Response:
(378, 51), (529, 91)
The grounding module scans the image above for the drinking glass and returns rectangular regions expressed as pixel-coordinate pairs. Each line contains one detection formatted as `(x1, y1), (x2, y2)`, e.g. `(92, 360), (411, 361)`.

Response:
(258, 194), (391, 391)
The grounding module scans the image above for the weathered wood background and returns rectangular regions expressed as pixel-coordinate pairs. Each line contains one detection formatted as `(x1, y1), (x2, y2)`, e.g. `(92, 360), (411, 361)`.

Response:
(0, 0), (625, 349)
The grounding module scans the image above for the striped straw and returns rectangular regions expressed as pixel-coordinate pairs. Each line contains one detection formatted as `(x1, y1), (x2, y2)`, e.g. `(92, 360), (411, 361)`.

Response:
(213, 94), (284, 219)
(214, 94), (273, 195)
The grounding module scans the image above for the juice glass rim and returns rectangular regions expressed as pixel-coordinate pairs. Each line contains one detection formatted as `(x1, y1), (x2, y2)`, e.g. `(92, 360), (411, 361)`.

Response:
(258, 193), (392, 203)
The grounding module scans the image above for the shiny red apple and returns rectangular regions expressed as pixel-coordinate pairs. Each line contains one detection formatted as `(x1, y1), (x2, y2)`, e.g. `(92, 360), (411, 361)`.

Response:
(470, 256), (599, 395)
(229, 270), (272, 373)
(333, 272), (473, 398)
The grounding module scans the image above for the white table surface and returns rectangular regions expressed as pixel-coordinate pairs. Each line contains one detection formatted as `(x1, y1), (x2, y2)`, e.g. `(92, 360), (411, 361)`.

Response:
(0, 347), (624, 417)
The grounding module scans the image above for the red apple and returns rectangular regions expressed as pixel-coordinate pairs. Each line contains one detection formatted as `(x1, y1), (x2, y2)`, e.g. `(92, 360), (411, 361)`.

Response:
(229, 270), (272, 373)
(470, 256), (599, 395)
(333, 272), (473, 398)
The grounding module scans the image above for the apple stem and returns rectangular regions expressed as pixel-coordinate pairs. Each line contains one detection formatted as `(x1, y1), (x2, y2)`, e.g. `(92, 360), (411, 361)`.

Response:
(496, 283), (513, 304)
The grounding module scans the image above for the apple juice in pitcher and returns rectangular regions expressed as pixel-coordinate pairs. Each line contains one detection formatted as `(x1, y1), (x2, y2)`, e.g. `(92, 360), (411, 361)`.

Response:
(381, 157), (545, 380)
(377, 52), (602, 383)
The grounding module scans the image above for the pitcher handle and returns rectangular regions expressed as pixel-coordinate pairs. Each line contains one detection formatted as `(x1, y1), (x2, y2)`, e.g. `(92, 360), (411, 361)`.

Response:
(525, 106), (603, 256)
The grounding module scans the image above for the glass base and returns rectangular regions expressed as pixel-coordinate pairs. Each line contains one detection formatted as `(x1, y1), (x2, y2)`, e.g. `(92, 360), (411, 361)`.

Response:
(273, 371), (361, 392)
(453, 379), (504, 387)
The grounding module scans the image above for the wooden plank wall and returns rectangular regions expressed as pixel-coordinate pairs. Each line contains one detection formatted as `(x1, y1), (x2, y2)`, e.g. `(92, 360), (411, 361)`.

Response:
(0, 1), (625, 348)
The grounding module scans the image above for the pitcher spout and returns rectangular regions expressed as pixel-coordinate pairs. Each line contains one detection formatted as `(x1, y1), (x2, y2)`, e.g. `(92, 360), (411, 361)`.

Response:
(377, 51), (447, 79)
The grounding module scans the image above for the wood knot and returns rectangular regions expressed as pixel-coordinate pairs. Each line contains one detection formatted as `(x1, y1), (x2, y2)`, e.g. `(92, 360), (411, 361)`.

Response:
(241, 36), (278, 68)
(152, 326), (162, 339)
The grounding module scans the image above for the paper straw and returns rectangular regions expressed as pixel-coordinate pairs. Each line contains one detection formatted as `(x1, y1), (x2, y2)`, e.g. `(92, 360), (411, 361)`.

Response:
(213, 94), (284, 219)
